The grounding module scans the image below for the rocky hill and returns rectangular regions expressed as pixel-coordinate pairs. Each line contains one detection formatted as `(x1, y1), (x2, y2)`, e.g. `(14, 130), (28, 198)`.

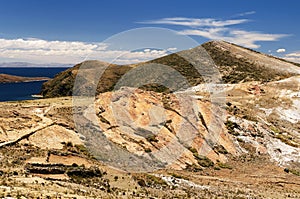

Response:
(0, 41), (300, 198)
(202, 41), (300, 82)
(40, 40), (300, 98)
(40, 60), (132, 98)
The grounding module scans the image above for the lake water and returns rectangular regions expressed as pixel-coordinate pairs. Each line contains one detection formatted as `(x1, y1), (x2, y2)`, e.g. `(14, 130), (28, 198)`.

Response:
(0, 67), (69, 102)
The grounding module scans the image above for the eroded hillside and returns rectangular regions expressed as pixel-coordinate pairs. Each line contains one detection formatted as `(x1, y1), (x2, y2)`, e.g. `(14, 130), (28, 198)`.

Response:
(0, 75), (299, 198)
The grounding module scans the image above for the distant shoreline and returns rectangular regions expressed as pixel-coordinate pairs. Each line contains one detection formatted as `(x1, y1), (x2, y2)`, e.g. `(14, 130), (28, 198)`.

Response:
(0, 79), (50, 84)
(0, 66), (72, 68)
(0, 67), (67, 102)
(0, 73), (51, 84)
(0, 62), (73, 68)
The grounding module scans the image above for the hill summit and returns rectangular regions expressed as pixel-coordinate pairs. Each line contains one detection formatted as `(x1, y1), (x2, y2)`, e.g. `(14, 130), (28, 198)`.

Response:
(40, 40), (300, 98)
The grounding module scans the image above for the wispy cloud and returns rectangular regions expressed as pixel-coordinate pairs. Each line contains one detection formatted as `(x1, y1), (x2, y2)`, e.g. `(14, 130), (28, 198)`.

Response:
(139, 17), (248, 28)
(284, 51), (300, 63)
(0, 14), (290, 64)
(233, 11), (256, 17)
(139, 16), (288, 49)
(0, 38), (170, 64)
(178, 29), (287, 48)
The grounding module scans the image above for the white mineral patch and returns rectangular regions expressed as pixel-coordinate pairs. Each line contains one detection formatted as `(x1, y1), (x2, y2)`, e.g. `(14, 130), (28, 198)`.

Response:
(156, 174), (210, 190)
(266, 137), (300, 166)
(277, 97), (300, 124)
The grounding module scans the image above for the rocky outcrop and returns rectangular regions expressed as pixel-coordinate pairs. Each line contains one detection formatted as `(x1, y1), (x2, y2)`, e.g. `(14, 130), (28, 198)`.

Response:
(25, 163), (102, 177)
(0, 77), (300, 198)
(87, 87), (236, 171)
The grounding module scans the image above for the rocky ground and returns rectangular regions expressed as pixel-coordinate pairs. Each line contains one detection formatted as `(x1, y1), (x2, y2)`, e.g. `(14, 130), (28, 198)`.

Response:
(0, 76), (299, 198)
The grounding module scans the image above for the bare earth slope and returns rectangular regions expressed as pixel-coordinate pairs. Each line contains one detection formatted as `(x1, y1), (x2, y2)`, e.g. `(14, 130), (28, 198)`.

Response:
(202, 41), (300, 82)
(0, 76), (299, 198)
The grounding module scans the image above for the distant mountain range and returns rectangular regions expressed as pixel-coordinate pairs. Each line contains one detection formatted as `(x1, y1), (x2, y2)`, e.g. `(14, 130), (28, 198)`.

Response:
(0, 62), (73, 67)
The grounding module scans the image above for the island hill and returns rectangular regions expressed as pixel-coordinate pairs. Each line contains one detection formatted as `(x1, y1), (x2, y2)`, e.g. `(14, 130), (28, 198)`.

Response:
(0, 73), (50, 83)
(0, 40), (299, 198)
(41, 40), (300, 98)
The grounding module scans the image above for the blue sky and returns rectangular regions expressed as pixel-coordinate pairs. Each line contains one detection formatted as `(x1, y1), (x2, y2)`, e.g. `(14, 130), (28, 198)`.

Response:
(0, 0), (300, 64)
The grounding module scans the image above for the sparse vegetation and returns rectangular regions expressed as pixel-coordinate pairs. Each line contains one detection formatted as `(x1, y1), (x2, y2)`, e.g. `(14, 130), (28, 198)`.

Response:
(290, 169), (300, 176)
(134, 174), (167, 188)
(146, 134), (159, 143)
(213, 144), (228, 154)
(275, 133), (298, 147)
(170, 173), (186, 179)
(217, 162), (233, 170)
(225, 120), (240, 136)
(74, 144), (89, 154)
(185, 164), (203, 172)
(187, 147), (198, 154)
(202, 41), (295, 83)
(66, 141), (73, 147)
(193, 153), (214, 167)
(284, 168), (300, 176)
(98, 115), (111, 125)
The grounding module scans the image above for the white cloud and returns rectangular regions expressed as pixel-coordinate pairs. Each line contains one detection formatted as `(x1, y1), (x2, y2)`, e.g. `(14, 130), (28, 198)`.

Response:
(284, 52), (300, 63)
(0, 38), (172, 64)
(276, 48), (286, 53)
(139, 17), (248, 28)
(286, 52), (300, 57)
(0, 38), (106, 51)
(178, 29), (287, 49)
(167, 47), (177, 51)
(140, 16), (289, 49)
(0, 15), (290, 64)
(234, 11), (256, 17)
(284, 57), (300, 63)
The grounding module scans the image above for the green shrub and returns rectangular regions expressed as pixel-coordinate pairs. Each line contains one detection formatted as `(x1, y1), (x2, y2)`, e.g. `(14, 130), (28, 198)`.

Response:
(187, 147), (198, 154)
(170, 173), (184, 179)
(75, 144), (88, 153)
(193, 153), (214, 167)
(217, 162), (233, 169)
(225, 120), (240, 136)
(213, 145), (228, 154)
(146, 135), (158, 143)
(290, 169), (300, 176)
(66, 141), (73, 147)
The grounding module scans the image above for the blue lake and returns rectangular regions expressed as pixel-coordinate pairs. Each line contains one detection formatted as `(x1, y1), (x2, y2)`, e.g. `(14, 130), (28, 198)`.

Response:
(0, 67), (69, 102)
